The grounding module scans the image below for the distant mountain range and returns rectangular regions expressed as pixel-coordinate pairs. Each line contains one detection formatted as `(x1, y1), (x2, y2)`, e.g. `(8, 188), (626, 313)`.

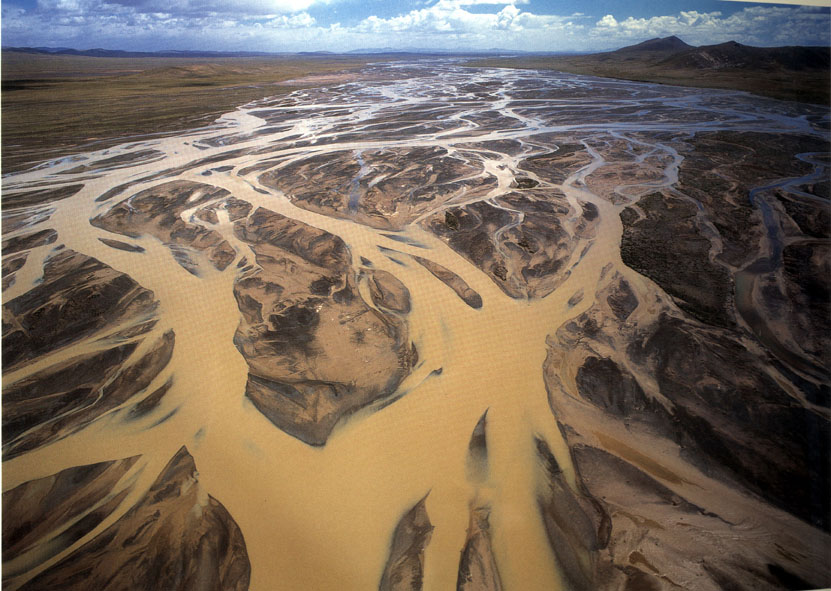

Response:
(343, 47), (583, 56)
(1, 47), (283, 58)
(606, 35), (829, 72)
(4, 38), (829, 66)
(473, 36), (830, 104)
(1, 45), (586, 58)
(4, 38), (828, 103)
(660, 39), (829, 71)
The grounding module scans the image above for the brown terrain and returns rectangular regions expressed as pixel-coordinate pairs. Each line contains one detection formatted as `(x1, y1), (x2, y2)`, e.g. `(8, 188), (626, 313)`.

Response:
(232, 206), (418, 445)
(91, 180), (238, 275)
(425, 186), (598, 299)
(5, 447), (250, 591)
(0, 50), (385, 172)
(539, 128), (831, 589)
(542, 276), (830, 590)
(458, 412), (503, 591)
(259, 146), (496, 231)
(380, 496), (434, 591)
(412, 255), (483, 309)
(2, 54), (829, 591)
(472, 36), (831, 104)
(2, 248), (172, 458)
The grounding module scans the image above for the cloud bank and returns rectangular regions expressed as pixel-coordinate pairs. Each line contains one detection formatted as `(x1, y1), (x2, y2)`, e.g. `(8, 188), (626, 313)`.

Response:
(2, 0), (829, 52)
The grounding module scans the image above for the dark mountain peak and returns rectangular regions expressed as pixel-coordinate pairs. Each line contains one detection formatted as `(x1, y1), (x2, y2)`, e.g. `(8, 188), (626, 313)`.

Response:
(615, 36), (693, 54)
(704, 40), (749, 52)
(664, 41), (830, 72)
(658, 36), (692, 49)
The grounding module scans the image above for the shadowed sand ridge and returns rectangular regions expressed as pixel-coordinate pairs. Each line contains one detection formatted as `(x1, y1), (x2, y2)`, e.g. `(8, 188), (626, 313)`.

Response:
(91, 180), (237, 275)
(2, 249), (158, 370)
(259, 146), (496, 231)
(458, 413), (502, 591)
(380, 496), (434, 591)
(543, 269), (831, 589)
(15, 447), (250, 591)
(457, 506), (502, 591)
(2, 455), (141, 579)
(424, 187), (598, 299)
(232, 207), (418, 445)
(465, 410), (489, 483)
(412, 255), (483, 309)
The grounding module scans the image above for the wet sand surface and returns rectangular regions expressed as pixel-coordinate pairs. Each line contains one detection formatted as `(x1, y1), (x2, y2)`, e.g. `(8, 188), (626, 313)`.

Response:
(2, 61), (830, 590)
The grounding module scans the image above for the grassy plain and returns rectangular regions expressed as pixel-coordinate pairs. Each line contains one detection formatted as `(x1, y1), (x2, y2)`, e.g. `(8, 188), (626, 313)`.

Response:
(2, 52), (379, 172)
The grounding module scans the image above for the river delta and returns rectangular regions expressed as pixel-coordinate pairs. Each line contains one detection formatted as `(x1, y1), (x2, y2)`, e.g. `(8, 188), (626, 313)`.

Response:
(2, 61), (829, 590)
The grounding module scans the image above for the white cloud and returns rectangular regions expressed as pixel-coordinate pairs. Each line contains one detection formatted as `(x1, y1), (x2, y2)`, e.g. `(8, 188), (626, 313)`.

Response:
(724, 0), (830, 5)
(268, 11), (316, 27)
(2, 1), (829, 52)
(435, 0), (529, 5)
(591, 5), (829, 46)
(35, 0), (333, 17)
(354, 0), (575, 37)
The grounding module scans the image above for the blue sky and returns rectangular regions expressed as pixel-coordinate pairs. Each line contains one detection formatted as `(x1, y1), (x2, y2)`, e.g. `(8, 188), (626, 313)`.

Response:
(2, 0), (829, 52)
